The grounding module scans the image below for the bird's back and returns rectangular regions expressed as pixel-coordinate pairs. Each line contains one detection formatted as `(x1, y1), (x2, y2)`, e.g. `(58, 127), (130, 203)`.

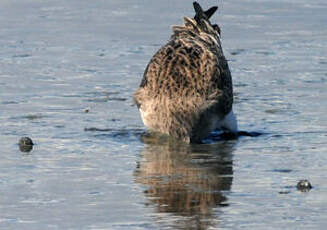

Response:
(134, 7), (234, 143)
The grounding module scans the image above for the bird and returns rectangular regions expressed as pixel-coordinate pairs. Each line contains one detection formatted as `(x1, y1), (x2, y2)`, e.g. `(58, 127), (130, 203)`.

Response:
(134, 1), (237, 143)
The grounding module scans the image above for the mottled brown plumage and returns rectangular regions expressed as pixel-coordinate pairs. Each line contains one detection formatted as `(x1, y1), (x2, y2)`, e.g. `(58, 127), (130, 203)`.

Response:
(134, 2), (237, 143)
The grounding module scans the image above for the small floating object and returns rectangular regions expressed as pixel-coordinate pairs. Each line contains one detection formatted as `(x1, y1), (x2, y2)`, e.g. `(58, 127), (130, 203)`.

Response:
(84, 109), (90, 113)
(296, 179), (312, 192)
(18, 137), (34, 153)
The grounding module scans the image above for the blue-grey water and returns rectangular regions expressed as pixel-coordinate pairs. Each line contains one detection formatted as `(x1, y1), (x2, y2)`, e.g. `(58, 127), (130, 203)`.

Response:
(1, 0), (327, 229)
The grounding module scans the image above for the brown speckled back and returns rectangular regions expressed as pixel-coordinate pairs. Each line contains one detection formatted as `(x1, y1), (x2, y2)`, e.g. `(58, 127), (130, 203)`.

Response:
(134, 2), (234, 143)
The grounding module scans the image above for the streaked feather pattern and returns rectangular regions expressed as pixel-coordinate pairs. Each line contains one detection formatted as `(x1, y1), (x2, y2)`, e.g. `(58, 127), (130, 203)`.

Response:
(134, 2), (237, 143)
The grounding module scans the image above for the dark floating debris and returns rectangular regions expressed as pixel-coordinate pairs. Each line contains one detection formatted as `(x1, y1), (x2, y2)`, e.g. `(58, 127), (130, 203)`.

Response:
(19, 137), (34, 153)
(19, 137), (34, 146)
(84, 109), (90, 113)
(296, 179), (312, 192)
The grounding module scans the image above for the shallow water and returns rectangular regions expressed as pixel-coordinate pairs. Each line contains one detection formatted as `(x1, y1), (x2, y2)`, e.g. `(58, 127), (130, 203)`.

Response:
(1, 0), (327, 229)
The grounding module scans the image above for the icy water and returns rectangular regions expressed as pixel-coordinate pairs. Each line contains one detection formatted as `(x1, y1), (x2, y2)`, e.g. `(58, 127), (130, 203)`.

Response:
(1, 0), (327, 229)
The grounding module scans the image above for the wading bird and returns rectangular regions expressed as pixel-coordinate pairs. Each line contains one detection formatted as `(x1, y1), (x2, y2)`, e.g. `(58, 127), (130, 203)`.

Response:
(134, 2), (237, 143)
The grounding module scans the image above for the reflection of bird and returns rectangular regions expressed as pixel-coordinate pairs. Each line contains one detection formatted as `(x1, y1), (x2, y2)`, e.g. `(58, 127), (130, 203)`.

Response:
(134, 2), (237, 143)
(134, 134), (235, 230)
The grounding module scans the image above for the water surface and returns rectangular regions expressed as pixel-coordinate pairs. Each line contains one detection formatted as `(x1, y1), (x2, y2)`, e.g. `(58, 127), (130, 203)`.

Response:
(0, 0), (327, 229)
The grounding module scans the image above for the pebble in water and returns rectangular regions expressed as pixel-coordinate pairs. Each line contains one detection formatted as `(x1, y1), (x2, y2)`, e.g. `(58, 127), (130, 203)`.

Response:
(18, 137), (34, 153)
(296, 179), (312, 192)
